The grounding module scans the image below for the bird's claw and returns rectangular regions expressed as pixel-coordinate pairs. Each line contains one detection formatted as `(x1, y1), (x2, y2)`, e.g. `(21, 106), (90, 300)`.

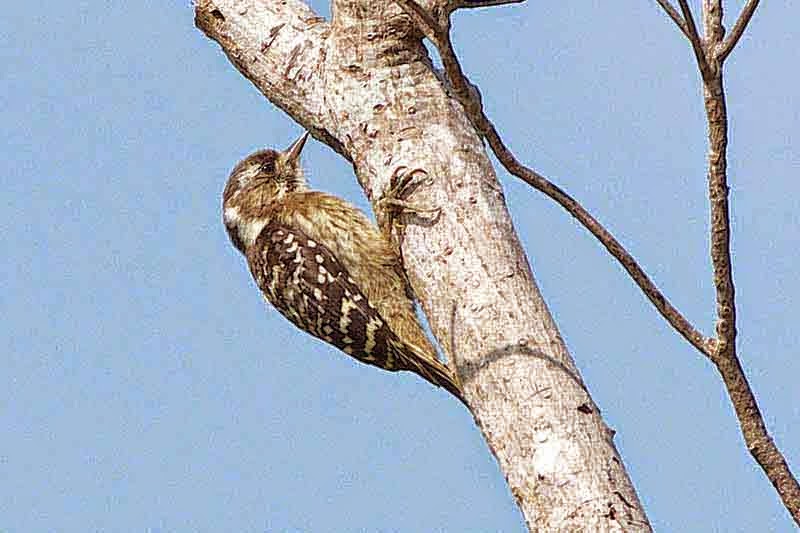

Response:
(376, 167), (441, 234)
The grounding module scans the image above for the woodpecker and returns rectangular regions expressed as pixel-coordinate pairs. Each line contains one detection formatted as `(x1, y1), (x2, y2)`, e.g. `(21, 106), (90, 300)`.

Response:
(222, 132), (464, 404)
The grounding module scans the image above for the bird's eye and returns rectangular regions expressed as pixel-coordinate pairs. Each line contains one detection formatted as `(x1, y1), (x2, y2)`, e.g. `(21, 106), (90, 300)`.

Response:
(260, 160), (276, 174)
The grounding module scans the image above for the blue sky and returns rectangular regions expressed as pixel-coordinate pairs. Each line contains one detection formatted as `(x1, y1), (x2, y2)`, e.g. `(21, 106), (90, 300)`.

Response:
(1, 1), (797, 531)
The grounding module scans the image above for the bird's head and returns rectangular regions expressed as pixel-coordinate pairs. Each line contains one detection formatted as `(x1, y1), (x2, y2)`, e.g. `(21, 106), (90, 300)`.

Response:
(222, 132), (309, 253)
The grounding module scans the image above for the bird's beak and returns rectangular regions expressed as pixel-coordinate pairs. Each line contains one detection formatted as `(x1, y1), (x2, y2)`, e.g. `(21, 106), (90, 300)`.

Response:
(284, 131), (310, 163)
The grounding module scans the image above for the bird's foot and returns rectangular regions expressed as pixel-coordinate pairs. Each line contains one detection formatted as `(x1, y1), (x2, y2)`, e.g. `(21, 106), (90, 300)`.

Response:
(376, 166), (440, 241)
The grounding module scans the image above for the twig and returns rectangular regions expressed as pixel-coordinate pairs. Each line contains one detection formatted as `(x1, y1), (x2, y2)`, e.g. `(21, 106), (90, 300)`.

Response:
(676, 0), (701, 41)
(492, 128), (715, 356)
(653, 0), (692, 40)
(719, 0), (760, 61)
(396, 0), (714, 357)
(676, 0), (714, 80)
(451, 0), (525, 8)
(399, 0), (800, 524)
(699, 0), (800, 524)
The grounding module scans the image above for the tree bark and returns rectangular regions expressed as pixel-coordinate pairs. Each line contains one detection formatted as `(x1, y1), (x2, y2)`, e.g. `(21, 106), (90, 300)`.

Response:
(196, 1), (651, 530)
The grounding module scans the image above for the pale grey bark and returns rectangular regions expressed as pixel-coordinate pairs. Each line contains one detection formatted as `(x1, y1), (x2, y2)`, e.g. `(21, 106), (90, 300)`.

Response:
(196, 1), (651, 530)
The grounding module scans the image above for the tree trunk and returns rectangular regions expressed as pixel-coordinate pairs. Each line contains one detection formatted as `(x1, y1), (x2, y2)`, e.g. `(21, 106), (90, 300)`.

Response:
(196, 1), (651, 530)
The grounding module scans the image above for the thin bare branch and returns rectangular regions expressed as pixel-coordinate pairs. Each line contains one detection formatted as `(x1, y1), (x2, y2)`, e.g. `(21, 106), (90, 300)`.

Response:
(396, 0), (714, 357)
(451, 0), (525, 8)
(715, 344), (800, 524)
(699, 0), (736, 379)
(700, 0), (735, 373)
(697, 1), (800, 524)
(653, 0), (692, 40)
(402, 0), (800, 523)
(719, 0), (760, 61)
(677, 0), (714, 80)
(701, 86), (736, 370)
(484, 130), (715, 358)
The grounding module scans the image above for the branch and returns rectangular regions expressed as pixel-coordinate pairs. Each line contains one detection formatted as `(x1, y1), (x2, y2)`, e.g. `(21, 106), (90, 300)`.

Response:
(397, 0), (714, 357)
(198, 0), (653, 528)
(450, 0), (525, 8)
(718, 0), (760, 61)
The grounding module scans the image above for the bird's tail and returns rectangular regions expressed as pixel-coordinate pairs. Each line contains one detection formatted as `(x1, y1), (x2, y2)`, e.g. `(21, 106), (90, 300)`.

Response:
(390, 339), (467, 407)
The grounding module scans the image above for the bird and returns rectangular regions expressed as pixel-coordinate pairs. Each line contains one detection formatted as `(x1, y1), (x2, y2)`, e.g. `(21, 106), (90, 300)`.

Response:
(222, 131), (465, 405)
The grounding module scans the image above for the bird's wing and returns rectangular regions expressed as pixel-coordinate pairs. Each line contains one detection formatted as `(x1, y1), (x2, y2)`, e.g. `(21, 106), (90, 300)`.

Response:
(248, 220), (411, 370)
(246, 220), (464, 403)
